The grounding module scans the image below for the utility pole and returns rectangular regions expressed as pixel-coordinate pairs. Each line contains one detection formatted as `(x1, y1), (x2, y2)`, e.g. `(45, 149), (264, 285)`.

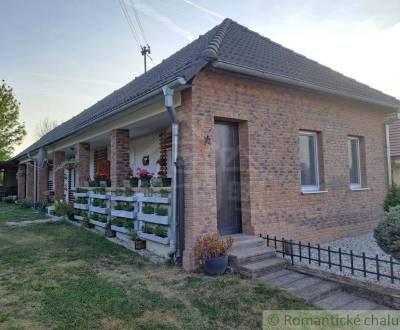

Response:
(141, 44), (151, 73)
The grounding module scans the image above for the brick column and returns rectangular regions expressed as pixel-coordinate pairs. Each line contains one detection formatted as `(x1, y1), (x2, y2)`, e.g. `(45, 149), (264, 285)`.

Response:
(110, 129), (130, 187)
(17, 164), (26, 200)
(25, 162), (34, 200)
(75, 143), (90, 187)
(53, 151), (65, 201)
(37, 165), (48, 203)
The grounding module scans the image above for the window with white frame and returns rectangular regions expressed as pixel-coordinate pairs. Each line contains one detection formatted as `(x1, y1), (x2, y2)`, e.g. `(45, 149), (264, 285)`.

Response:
(348, 136), (362, 189)
(299, 131), (319, 192)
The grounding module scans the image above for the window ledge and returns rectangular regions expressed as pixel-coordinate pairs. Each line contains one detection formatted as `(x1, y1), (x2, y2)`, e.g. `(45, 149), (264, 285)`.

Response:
(349, 187), (370, 191)
(301, 190), (328, 195)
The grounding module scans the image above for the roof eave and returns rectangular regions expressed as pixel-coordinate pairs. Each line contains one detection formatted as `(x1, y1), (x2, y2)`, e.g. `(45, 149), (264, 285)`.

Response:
(213, 61), (400, 112)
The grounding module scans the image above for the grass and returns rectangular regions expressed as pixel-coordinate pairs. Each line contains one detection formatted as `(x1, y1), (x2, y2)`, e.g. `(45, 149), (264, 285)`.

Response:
(0, 202), (316, 329)
(0, 202), (48, 223)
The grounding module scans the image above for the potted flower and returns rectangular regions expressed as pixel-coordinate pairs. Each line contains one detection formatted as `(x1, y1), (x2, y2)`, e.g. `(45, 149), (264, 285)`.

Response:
(130, 230), (146, 250)
(136, 168), (154, 187)
(158, 169), (171, 187)
(105, 221), (116, 237)
(193, 233), (234, 275)
(125, 170), (139, 188)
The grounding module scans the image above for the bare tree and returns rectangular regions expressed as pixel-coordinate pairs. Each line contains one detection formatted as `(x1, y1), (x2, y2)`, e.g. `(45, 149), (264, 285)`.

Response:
(35, 118), (59, 140)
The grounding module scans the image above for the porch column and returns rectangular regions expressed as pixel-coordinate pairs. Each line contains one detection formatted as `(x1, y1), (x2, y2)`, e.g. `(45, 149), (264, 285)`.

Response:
(37, 164), (48, 203)
(25, 162), (34, 200)
(75, 143), (90, 187)
(53, 151), (65, 201)
(17, 164), (26, 200)
(110, 129), (130, 188)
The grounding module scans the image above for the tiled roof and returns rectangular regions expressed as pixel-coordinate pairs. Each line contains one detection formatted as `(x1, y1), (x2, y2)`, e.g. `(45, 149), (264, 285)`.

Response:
(16, 18), (400, 159)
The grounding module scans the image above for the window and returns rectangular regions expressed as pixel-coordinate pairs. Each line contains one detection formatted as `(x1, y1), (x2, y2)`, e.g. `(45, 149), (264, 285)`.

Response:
(348, 136), (362, 189)
(299, 131), (319, 192)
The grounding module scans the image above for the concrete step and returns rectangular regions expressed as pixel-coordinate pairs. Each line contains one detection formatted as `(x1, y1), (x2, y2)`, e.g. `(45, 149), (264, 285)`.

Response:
(259, 269), (293, 282)
(229, 246), (276, 267)
(314, 290), (360, 309)
(339, 298), (383, 310)
(229, 235), (266, 250)
(263, 271), (309, 287)
(238, 257), (288, 278)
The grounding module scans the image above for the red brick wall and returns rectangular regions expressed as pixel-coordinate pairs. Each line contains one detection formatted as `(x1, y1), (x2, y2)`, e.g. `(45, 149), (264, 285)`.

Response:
(180, 69), (388, 269)
(75, 143), (90, 187)
(17, 164), (26, 200)
(110, 129), (130, 187)
(53, 151), (65, 201)
(25, 162), (34, 200)
(37, 165), (48, 203)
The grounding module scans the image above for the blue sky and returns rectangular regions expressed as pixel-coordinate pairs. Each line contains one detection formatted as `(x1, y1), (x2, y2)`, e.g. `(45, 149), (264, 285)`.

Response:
(1, 0), (399, 155)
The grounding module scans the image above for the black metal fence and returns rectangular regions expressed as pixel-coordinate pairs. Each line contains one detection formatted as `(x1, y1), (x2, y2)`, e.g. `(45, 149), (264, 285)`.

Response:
(261, 234), (400, 284)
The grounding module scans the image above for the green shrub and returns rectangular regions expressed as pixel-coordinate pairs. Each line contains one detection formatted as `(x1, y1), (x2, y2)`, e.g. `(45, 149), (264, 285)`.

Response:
(76, 187), (88, 193)
(384, 184), (400, 211)
(82, 213), (90, 227)
(141, 224), (154, 234)
(75, 197), (88, 204)
(54, 201), (74, 217)
(158, 189), (170, 198)
(153, 225), (168, 238)
(92, 199), (107, 208)
(93, 187), (106, 194)
(374, 206), (400, 253)
(155, 206), (168, 216)
(3, 196), (15, 204)
(142, 204), (154, 214)
(114, 202), (133, 211)
(19, 198), (33, 208)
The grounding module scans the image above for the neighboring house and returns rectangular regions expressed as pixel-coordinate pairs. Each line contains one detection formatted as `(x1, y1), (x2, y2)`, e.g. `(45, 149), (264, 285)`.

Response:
(7, 19), (400, 270)
(389, 120), (400, 184)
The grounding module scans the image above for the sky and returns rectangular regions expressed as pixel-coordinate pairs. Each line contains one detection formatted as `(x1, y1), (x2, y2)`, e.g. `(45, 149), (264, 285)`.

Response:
(1, 0), (399, 156)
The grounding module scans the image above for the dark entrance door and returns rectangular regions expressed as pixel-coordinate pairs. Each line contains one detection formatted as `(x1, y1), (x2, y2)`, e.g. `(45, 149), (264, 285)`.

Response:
(215, 121), (242, 235)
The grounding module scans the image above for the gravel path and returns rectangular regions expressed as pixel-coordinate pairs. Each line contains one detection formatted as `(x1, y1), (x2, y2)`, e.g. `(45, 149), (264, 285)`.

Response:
(284, 232), (400, 289)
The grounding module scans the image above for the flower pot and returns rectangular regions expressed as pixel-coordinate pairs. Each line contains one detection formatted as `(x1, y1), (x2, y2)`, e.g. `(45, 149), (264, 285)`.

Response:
(135, 239), (146, 250)
(204, 255), (228, 275)
(131, 177), (139, 187)
(105, 227), (116, 237)
(162, 177), (172, 187)
(140, 178), (151, 187)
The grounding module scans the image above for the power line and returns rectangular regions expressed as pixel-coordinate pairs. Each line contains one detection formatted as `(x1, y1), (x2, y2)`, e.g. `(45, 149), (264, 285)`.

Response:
(118, 0), (141, 49)
(128, 0), (147, 45)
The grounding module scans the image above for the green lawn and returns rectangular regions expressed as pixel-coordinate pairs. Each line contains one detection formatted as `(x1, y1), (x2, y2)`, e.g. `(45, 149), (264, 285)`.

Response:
(0, 202), (315, 329)
(0, 202), (49, 222)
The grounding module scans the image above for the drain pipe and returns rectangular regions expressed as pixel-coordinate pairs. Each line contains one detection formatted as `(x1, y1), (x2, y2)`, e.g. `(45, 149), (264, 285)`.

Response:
(162, 77), (186, 260)
(26, 151), (37, 207)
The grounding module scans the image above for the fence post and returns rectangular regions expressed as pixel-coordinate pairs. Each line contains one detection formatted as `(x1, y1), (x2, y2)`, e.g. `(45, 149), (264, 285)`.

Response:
(266, 234), (270, 247)
(290, 240), (294, 265)
(350, 250), (354, 275)
(328, 246), (331, 269)
(362, 252), (367, 277)
(339, 247), (342, 272)
(274, 236), (277, 249)
(376, 255), (380, 281)
(299, 241), (302, 262)
(390, 257), (394, 284)
(317, 244), (321, 266)
(282, 238), (285, 258)
(308, 242), (311, 264)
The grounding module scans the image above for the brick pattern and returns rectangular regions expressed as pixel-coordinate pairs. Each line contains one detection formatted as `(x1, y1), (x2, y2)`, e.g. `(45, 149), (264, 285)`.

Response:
(180, 69), (388, 270)
(17, 164), (26, 200)
(75, 143), (90, 187)
(37, 165), (48, 203)
(53, 151), (65, 201)
(25, 162), (34, 200)
(110, 129), (130, 187)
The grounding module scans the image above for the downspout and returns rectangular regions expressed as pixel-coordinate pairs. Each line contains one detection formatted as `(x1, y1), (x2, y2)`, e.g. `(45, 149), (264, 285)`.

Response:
(386, 124), (392, 186)
(162, 77), (186, 261)
(27, 151), (37, 207)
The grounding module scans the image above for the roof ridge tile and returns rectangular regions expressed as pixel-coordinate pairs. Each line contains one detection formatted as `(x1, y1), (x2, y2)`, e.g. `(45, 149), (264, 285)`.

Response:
(201, 18), (232, 61)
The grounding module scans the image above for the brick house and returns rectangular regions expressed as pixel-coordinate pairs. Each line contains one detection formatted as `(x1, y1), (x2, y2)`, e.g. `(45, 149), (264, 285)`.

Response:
(10, 19), (400, 270)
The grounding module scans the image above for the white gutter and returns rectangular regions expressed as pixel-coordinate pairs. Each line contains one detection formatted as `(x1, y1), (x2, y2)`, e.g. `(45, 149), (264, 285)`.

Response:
(162, 77), (187, 258)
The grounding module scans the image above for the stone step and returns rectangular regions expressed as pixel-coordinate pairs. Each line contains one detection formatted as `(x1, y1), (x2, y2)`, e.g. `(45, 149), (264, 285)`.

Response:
(296, 281), (341, 303)
(314, 290), (360, 309)
(229, 235), (266, 250)
(263, 271), (309, 287)
(229, 246), (276, 267)
(238, 257), (288, 278)
(259, 269), (293, 281)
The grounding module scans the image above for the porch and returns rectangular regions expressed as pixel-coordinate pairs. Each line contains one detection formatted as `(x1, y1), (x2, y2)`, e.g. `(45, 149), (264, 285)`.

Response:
(0, 160), (17, 199)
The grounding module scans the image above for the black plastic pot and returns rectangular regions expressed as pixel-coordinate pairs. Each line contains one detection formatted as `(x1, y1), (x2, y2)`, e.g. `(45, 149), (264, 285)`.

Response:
(140, 178), (151, 187)
(162, 177), (172, 187)
(204, 255), (228, 275)
(135, 239), (146, 250)
(131, 177), (139, 187)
